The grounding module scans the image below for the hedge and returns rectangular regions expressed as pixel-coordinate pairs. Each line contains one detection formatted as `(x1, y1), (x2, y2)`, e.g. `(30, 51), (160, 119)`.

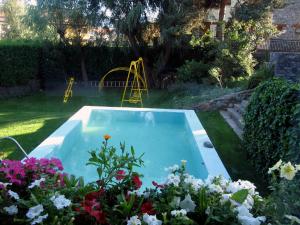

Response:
(0, 41), (41, 87)
(243, 78), (300, 176)
(0, 40), (212, 87)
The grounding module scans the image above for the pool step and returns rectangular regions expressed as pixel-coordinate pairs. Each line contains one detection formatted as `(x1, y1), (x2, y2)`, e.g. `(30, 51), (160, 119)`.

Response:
(220, 100), (249, 140)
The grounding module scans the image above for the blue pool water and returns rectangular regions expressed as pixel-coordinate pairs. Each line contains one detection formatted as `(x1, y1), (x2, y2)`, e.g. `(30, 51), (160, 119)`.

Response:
(45, 109), (208, 187)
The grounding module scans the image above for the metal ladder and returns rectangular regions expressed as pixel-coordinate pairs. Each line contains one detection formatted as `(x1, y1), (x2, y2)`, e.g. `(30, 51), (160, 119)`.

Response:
(0, 136), (29, 159)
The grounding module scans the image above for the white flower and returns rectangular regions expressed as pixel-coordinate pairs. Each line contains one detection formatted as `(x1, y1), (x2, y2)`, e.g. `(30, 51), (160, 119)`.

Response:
(285, 215), (300, 224)
(184, 174), (204, 191)
(235, 205), (252, 217)
(171, 209), (187, 217)
(0, 182), (12, 188)
(26, 204), (44, 219)
(179, 194), (196, 212)
(220, 194), (232, 204)
(128, 190), (144, 197)
(181, 160), (187, 166)
(238, 215), (266, 225)
(50, 195), (71, 209)
(226, 180), (256, 195)
(208, 184), (223, 193)
(296, 164), (300, 172)
(205, 175), (215, 185)
(127, 216), (142, 225)
(268, 159), (282, 174)
(28, 178), (45, 189)
(164, 164), (179, 172)
(165, 174), (180, 187)
(8, 190), (19, 200)
(31, 214), (48, 225)
(235, 205), (265, 225)
(280, 162), (297, 180)
(4, 205), (18, 215)
(143, 214), (162, 225)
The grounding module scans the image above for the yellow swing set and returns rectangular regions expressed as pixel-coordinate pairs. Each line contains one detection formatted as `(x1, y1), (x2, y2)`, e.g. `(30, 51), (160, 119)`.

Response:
(99, 57), (148, 107)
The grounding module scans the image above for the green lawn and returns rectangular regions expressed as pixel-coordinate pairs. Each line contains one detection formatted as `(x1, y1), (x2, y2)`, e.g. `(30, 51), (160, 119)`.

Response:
(0, 88), (267, 193)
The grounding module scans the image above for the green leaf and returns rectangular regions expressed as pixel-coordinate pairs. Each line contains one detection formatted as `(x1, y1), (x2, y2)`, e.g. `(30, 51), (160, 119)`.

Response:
(231, 189), (249, 204)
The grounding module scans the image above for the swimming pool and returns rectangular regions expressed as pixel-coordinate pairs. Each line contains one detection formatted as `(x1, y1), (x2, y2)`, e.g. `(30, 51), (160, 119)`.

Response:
(28, 106), (229, 187)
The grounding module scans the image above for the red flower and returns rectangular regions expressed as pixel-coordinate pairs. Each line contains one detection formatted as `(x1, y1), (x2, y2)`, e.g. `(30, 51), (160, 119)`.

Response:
(141, 202), (156, 215)
(82, 189), (106, 224)
(132, 175), (142, 189)
(116, 170), (126, 180)
(90, 209), (106, 224)
(85, 189), (105, 201)
(152, 181), (165, 189)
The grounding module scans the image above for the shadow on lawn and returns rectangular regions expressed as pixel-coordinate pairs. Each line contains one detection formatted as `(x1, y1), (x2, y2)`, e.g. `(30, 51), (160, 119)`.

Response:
(0, 117), (68, 160)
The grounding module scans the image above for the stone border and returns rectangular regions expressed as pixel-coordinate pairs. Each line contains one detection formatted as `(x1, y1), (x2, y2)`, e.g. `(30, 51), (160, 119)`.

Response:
(193, 89), (254, 111)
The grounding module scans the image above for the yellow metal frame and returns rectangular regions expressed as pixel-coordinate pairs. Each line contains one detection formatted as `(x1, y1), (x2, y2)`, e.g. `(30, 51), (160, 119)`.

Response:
(63, 77), (74, 103)
(99, 57), (148, 107)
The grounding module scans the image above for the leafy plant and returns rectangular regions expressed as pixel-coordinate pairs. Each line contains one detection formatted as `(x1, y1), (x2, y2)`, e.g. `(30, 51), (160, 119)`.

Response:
(177, 60), (211, 83)
(243, 78), (300, 177)
(247, 64), (274, 89)
(86, 135), (144, 188)
(209, 67), (223, 88)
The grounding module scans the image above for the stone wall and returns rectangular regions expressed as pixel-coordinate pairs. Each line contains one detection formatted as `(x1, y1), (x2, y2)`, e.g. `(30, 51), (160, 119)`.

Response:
(194, 89), (254, 111)
(272, 0), (300, 40)
(270, 52), (300, 82)
(0, 80), (40, 99)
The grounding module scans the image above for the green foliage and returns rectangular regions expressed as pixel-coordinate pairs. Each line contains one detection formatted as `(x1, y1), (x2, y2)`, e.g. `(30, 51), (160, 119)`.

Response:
(247, 64), (274, 89)
(209, 0), (277, 84)
(214, 19), (276, 81)
(177, 60), (211, 83)
(243, 78), (300, 177)
(0, 41), (40, 87)
(231, 189), (249, 204)
(87, 137), (144, 188)
(1, 0), (32, 39)
(209, 67), (223, 88)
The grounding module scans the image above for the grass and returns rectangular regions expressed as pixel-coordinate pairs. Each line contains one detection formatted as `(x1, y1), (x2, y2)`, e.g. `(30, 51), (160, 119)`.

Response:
(0, 86), (267, 193)
(197, 111), (268, 193)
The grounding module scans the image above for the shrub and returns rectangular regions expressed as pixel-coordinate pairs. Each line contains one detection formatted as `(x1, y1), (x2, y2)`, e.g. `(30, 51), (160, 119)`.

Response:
(247, 64), (274, 89)
(0, 41), (41, 87)
(177, 60), (211, 83)
(243, 78), (300, 177)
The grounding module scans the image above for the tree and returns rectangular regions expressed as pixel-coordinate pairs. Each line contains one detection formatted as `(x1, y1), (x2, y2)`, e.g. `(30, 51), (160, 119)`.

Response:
(1, 0), (31, 39)
(28, 0), (103, 83)
(103, 0), (208, 87)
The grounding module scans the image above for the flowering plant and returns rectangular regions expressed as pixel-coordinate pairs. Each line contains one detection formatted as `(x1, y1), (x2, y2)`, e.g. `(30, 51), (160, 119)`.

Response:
(0, 157), (92, 225)
(266, 160), (300, 225)
(1, 136), (296, 225)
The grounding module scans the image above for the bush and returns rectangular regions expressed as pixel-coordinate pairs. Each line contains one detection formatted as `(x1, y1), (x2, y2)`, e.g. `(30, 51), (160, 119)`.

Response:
(243, 78), (300, 177)
(247, 64), (274, 89)
(0, 41), (41, 87)
(177, 60), (211, 83)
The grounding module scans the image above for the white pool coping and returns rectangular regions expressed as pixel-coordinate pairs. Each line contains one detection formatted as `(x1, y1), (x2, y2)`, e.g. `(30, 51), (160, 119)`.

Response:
(27, 106), (230, 179)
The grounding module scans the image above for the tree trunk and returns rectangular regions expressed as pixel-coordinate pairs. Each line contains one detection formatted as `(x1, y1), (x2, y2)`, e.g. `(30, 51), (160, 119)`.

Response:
(155, 42), (171, 88)
(80, 46), (89, 85)
(127, 34), (155, 88)
(216, 0), (228, 40)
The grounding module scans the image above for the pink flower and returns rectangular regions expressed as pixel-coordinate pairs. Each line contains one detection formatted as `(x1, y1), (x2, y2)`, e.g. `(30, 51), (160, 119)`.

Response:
(50, 158), (64, 170)
(24, 158), (38, 171)
(116, 170), (126, 180)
